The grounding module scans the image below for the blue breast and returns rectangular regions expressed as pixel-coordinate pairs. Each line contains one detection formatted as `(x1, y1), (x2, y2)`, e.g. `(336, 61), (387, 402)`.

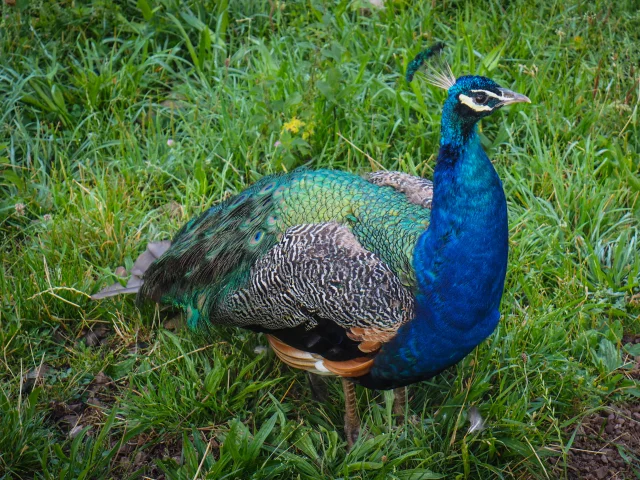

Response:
(363, 133), (508, 389)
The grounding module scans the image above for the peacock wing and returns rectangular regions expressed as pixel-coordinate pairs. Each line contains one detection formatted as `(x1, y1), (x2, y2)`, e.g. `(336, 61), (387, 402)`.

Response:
(142, 214), (416, 374)
(217, 222), (413, 325)
(222, 221), (413, 341)
(219, 222), (415, 376)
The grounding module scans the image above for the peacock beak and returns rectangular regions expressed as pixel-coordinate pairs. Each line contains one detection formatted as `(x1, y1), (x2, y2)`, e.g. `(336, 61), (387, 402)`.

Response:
(497, 88), (531, 105)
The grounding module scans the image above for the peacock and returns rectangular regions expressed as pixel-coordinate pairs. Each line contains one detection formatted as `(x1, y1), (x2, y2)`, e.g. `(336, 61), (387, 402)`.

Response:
(93, 44), (530, 447)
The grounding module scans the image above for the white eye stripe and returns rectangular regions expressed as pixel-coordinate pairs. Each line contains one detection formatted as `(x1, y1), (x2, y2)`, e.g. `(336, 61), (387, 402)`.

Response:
(470, 89), (502, 100)
(459, 93), (493, 112)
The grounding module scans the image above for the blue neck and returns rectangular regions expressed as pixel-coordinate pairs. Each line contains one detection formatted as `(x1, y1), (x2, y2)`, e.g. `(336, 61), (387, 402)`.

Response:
(368, 102), (508, 388)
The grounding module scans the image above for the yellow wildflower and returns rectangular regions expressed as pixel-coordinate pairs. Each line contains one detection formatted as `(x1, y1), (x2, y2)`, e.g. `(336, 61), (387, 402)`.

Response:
(302, 122), (315, 140)
(283, 117), (305, 134)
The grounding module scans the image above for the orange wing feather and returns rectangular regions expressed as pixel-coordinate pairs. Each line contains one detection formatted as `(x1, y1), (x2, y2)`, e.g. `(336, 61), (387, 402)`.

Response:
(267, 335), (375, 378)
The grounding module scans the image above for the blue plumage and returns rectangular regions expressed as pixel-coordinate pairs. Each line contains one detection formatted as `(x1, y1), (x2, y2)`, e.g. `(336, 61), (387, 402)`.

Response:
(361, 72), (529, 388)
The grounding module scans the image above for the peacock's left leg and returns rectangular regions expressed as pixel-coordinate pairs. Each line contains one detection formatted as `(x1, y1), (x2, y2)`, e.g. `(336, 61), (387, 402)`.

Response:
(307, 373), (329, 402)
(393, 387), (407, 424)
(341, 378), (360, 449)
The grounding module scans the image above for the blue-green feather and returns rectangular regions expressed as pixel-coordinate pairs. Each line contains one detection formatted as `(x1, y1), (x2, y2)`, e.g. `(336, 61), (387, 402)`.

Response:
(406, 42), (445, 83)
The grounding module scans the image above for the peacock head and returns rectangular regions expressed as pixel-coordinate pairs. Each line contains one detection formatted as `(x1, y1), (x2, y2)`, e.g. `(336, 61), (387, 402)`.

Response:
(445, 75), (530, 121)
(407, 43), (530, 127)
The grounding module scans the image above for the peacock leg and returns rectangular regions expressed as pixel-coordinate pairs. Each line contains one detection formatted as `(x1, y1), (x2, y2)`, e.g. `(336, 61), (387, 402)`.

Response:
(393, 387), (407, 424)
(307, 373), (329, 402)
(341, 378), (360, 449)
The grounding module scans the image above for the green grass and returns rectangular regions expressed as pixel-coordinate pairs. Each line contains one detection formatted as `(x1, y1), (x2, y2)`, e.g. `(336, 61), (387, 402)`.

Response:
(1, 0), (639, 478)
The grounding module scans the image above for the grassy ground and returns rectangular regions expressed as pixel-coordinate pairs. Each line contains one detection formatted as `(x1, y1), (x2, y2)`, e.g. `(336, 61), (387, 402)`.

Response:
(1, 0), (639, 478)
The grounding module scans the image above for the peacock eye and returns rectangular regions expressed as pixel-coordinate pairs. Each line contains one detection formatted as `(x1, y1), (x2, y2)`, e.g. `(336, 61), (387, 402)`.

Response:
(474, 92), (488, 105)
